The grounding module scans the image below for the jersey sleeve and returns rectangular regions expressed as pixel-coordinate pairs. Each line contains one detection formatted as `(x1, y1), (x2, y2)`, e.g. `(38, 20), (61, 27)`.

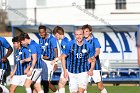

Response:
(51, 37), (57, 49)
(1, 37), (11, 49)
(62, 42), (71, 56)
(88, 44), (95, 58)
(61, 38), (70, 53)
(23, 48), (30, 58)
(29, 45), (37, 54)
(94, 38), (101, 48)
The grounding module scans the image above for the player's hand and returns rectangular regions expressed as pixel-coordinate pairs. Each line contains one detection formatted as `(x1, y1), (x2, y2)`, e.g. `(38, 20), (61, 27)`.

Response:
(53, 64), (58, 71)
(27, 70), (32, 77)
(51, 60), (56, 65)
(88, 58), (93, 63)
(20, 60), (24, 64)
(87, 70), (93, 76)
(1, 57), (7, 62)
(92, 56), (96, 62)
(64, 70), (68, 79)
(24, 69), (29, 74)
(43, 56), (49, 60)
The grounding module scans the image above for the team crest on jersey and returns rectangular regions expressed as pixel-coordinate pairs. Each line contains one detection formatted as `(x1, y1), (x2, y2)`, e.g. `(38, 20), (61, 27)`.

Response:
(45, 42), (48, 46)
(29, 49), (31, 52)
(16, 55), (20, 61)
(82, 49), (87, 53)
(19, 52), (22, 55)
(42, 46), (45, 50)
(62, 45), (66, 49)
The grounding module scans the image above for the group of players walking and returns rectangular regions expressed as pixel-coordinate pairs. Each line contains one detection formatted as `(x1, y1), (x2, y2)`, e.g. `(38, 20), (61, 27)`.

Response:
(0, 24), (107, 93)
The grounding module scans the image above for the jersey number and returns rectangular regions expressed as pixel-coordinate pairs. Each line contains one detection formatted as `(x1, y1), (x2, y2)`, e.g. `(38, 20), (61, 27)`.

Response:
(76, 53), (82, 58)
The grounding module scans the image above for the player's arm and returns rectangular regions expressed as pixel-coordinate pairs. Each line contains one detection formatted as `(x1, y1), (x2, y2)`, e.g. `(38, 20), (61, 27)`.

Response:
(61, 42), (70, 78)
(30, 53), (37, 70)
(94, 38), (101, 57)
(24, 65), (31, 74)
(10, 65), (17, 78)
(61, 54), (67, 71)
(88, 45), (96, 76)
(89, 48), (99, 63)
(4, 46), (13, 59)
(20, 48), (31, 64)
(88, 54), (96, 76)
(61, 54), (68, 79)
(43, 56), (49, 60)
(1, 38), (13, 62)
(20, 57), (31, 64)
(51, 56), (62, 65)
(89, 38), (101, 63)
(94, 48), (100, 57)
(89, 57), (95, 72)
(27, 45), (37, 76)
(27, 53), (37, 76)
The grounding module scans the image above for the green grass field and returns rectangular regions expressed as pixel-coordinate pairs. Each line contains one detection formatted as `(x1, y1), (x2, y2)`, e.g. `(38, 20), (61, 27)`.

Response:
(8, 85), (140, 93)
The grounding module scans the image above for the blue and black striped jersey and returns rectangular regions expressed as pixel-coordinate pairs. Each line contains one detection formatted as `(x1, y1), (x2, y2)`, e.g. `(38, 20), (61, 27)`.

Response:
(63, 40), (94, 73)
(15, 47), (30, 75)
(39, 34), (57, 61)
(86, 37), (101, 70)
(0, 37), (11, 70)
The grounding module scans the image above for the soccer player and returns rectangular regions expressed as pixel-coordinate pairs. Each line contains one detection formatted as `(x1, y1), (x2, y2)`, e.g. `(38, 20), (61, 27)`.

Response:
(19, 33), (43, 93)
(82, 24), (107, 93)
(0, 36), (13, 84)
(62, 28), (95, 93)
(38, 25), (58, 93)
(10, 36), (30, 93)
(52, 26), (70, 93)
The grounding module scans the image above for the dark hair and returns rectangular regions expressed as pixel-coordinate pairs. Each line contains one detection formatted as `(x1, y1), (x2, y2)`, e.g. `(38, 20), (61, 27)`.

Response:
(12, 36), (20, 42)
(19, 32), (30, 41)
(39, 25), (46, 31)
(53, 26), (64, 35)
(82, 24), (92, 32)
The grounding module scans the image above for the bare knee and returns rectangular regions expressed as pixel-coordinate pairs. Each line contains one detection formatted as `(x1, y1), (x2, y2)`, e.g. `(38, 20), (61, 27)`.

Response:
(78, 90), (84, 93)
(78, 87), (85, 93)
(24, 79), (32, 88)
(58, 78), (67, 88)
(10, 85), (16, 93)
(70, 88), (78, 93)
(70, 92), (77, 93)
(97, 82), (104, 91)
(34, 83), (43, 92)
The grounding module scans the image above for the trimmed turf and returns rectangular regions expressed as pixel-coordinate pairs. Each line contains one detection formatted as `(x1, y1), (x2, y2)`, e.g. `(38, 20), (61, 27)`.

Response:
(7, 85), (140, 93)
